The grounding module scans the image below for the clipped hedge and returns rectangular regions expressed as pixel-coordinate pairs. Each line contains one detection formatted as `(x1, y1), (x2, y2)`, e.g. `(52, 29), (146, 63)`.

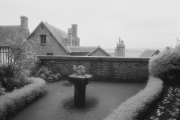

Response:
(0, 77), (46, 120)
(104, 76), (163, 120)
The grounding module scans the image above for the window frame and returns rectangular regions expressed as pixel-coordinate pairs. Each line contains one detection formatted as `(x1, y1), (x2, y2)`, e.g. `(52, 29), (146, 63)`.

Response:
(40, 34), (46, 45)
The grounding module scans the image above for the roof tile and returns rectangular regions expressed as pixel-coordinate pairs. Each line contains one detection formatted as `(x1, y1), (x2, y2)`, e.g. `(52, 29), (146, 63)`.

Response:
(0, 25), (30, 46)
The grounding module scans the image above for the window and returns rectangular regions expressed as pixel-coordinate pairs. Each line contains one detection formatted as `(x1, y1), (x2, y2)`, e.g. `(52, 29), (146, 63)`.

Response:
(0, 47), (13, 64)
(46, 53), (53, 55)
(40, 35), (46, 45)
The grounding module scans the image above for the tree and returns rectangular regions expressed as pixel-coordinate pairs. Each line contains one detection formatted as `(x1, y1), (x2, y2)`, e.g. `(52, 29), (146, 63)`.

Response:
(0, 34), (38, 92)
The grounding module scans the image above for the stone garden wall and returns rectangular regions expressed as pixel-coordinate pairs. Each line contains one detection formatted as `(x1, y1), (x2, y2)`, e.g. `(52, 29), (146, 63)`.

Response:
(38, 56), (150, 83)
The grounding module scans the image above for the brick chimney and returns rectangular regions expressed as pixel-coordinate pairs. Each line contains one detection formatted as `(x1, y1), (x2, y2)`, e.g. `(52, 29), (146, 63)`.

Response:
(68, 28), (72, 35)
(72, 24), (77, 37)
(20, 16), (30, 39)
(20, 16), (28, 29)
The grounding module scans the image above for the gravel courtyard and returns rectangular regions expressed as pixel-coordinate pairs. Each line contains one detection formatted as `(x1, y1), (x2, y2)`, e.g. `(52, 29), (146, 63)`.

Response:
(9, 80), (146, 120)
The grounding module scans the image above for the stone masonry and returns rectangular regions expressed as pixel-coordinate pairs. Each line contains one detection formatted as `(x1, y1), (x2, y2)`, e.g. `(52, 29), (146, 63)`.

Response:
(28, 23), (69, 55)
(38, 56), (150, 83)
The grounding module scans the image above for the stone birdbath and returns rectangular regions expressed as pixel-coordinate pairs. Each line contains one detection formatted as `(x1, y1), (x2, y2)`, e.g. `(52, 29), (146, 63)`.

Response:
(68, 74), (92, 107)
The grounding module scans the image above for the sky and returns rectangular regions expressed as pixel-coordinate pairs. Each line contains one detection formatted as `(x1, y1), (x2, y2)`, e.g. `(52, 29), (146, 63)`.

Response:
(0, 0), (180, 49)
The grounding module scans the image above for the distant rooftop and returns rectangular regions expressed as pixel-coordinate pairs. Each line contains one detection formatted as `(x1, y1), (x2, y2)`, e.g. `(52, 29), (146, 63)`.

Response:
(139, 49), (160, 57)
(68, 46), (98, 53)
(0, 16), (30, 46)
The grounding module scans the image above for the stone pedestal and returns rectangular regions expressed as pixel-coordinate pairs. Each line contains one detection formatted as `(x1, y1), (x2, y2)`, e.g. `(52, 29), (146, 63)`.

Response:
(68, 74), (92, 107)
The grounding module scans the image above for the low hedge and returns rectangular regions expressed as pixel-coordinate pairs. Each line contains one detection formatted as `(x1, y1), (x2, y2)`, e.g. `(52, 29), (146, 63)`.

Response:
(0, 77), (46, 120)
(104, 76), (163, 120)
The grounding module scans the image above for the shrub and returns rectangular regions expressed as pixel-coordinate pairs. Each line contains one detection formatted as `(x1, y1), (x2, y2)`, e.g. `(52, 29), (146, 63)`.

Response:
(0, 34), (37, 92)
(0, 77), (46, 120)
(149, 46), (180, 84)
(33, 66), (62, 82)
(0, 84), (5, 96)
(0, 64), (31, 92)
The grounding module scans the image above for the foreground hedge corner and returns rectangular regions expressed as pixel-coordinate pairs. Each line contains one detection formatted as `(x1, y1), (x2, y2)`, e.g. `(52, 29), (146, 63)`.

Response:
(104, 76), (163, 120)
(0, 77), (46, 120)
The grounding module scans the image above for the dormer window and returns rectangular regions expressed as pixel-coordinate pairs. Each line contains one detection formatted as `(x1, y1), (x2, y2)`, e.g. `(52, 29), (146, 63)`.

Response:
(40, 35), (46, 45)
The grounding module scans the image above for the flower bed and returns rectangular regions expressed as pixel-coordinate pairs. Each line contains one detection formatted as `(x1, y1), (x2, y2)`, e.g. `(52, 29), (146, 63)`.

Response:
(142, 85), (180, 120)
(0, 77), (46, 120)
(104, 76), (163, 120)
(33, 66), (62, 83)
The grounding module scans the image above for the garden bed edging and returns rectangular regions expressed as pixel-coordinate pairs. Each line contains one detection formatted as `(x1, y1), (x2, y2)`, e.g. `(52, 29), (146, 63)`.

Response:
(104, 76), (163, 120)
(0, 77), (46, 120)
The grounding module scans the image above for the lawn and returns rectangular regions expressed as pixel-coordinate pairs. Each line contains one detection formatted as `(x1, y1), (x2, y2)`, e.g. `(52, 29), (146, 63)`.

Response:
(8, 80), (146, 120)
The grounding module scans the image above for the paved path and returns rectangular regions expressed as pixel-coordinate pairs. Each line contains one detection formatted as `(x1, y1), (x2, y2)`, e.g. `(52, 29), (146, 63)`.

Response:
(9, 80), (146, 120)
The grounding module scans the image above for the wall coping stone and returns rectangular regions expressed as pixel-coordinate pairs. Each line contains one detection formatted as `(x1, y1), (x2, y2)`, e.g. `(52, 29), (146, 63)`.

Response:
(37, 55), (150, 62)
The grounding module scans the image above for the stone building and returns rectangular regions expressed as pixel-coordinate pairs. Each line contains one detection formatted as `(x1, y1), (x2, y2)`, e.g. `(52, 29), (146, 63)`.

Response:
(115, 37), (125, 57)
(0, 16), (30, 63)
(0, 16), (110, 58)
(27, 21), (70, 55)
(27, 21), (110, 56)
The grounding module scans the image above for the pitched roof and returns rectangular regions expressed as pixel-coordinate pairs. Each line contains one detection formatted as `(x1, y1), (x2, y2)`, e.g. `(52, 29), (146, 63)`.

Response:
(43, 22), (67, 38)
(68, 46), (98, 53)
(43, 22), (71, 52)
(68, 46), (111, 56)
(28, 21), (70, 53)
(87, 46), (111, 56)
(139, 49), (160, 57)
(0, 25), (30, 46)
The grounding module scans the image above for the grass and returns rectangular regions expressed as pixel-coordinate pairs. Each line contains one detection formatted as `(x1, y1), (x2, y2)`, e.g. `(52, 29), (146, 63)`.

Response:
(8, 80), (145, 120)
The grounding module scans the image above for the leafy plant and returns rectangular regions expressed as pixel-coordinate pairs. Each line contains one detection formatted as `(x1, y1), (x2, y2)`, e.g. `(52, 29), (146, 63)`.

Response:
(0, 34), (37, 92)
(143, 86), (180, 120)
(149, 46), (180, 84)
(73, 65), (85, 75)
(0, 83), (5, 96)
(33, 66), (62, 82)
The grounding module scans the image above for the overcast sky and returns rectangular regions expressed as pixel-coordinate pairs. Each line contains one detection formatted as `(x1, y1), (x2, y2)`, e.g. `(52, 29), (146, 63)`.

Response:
(1, 0), (180, 49)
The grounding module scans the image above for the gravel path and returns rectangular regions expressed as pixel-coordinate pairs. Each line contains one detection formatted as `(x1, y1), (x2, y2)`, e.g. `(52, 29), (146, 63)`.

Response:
(9, 80), (146, 120)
